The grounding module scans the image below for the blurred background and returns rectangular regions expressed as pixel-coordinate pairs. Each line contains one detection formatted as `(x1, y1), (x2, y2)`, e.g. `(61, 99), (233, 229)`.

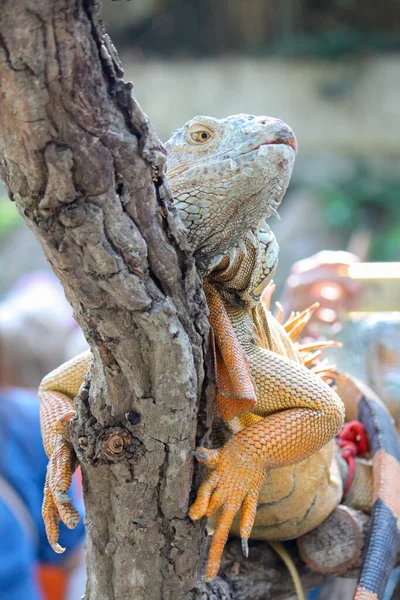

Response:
(1, 0), (400, 295)
(0, 2), (399, 599)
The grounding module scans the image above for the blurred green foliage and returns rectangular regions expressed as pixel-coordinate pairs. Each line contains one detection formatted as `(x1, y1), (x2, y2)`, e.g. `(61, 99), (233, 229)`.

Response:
(318, 161), (400, 260)
(104, 0), (400, 58)
(265, 29), (400, 59)
(0, 197), (22, 242)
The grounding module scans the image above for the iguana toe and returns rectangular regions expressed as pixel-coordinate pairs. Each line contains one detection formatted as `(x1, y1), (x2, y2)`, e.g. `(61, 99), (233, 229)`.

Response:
(205, 506), (236, 580)
(54, 410), (76, 440)
(53, 438), (75, 493)
(42, 475), (65, 553)
(239, 491), (259, 539)
(189, 442), (268, 580)
(42, 436), (79, 551)
(188, 472), (220, 521)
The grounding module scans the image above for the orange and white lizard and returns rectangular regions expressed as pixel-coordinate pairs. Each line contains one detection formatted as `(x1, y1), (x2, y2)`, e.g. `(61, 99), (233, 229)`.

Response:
(39, 114), (400, 600)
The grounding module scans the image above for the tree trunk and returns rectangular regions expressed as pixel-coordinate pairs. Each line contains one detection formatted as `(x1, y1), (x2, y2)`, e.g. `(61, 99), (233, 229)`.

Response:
(1, 2), (398, 600)
(0, 1), (211, 599)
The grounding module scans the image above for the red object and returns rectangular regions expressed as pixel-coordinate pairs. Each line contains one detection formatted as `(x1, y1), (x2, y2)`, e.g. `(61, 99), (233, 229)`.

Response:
(337, 421), (369, 496)
(38, 565), (67, 600)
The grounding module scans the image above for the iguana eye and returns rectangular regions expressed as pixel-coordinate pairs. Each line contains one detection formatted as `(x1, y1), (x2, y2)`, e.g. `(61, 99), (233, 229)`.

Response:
(188, 127), (213, 144)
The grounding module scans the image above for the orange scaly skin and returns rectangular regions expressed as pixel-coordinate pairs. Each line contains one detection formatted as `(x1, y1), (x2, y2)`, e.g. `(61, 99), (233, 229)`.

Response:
(39, 350), (91, 552)
(188, 282), (344, 579)
(39, 115), (399, 598)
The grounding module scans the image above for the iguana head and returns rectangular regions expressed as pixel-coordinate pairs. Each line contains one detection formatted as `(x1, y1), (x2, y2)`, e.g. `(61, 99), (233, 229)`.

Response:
(165, 114), (296, 272)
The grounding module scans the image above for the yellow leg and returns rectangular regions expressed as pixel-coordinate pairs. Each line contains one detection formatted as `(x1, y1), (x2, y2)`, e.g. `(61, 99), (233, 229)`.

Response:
(190, 286), (344, 580)
(39, 350), (91, 552)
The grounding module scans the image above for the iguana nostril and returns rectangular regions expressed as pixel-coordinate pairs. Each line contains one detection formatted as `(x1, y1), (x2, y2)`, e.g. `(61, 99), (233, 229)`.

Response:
(256, 117), (270, 125)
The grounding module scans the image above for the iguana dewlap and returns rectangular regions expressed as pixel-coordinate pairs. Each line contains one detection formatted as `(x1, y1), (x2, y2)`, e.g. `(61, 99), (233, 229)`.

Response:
(39, 114), (400, 600)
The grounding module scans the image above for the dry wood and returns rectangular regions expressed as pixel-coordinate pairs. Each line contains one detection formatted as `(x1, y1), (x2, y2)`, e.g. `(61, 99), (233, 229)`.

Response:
(297, 505), (367, 574)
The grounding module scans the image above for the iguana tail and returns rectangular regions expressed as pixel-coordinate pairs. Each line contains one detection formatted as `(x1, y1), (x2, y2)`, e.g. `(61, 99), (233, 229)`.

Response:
(336, 374), (400, 600)
(268, 541), (305, 600)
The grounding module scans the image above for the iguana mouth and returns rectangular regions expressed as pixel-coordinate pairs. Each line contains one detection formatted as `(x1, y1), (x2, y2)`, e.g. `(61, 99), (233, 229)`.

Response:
(256, 136), (297, 153)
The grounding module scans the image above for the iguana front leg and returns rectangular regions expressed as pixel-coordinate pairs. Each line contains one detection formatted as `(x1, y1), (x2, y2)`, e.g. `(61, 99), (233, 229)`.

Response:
(189, 286), (345, 580)
(39, 350), (91, 552)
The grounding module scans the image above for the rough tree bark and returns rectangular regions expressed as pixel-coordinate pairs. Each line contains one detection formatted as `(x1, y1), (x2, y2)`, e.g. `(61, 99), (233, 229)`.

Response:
(0, 2), (396, 600)
(0, 1), (211, 599)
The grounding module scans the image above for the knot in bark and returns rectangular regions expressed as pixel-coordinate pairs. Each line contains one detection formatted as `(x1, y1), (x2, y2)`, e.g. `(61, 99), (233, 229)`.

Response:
(78, 436), (89, 450)
(101, 427), (132, 460)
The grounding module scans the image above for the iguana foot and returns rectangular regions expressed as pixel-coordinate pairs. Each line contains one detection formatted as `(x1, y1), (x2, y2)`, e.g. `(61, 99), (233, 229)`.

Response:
(189, 444), (268, 580)
(42, 411), (79, 553)
(54, 410), (76, 440)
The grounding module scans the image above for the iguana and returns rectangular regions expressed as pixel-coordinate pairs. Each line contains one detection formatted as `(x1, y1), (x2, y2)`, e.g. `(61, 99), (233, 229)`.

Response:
(39, 114), (400, 600)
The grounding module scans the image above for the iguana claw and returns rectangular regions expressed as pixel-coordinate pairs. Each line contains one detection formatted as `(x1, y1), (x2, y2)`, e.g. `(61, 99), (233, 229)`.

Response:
(192, 450), (211, 463)
(192, 447), (219, 467)
(189, 443), (267, 580)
